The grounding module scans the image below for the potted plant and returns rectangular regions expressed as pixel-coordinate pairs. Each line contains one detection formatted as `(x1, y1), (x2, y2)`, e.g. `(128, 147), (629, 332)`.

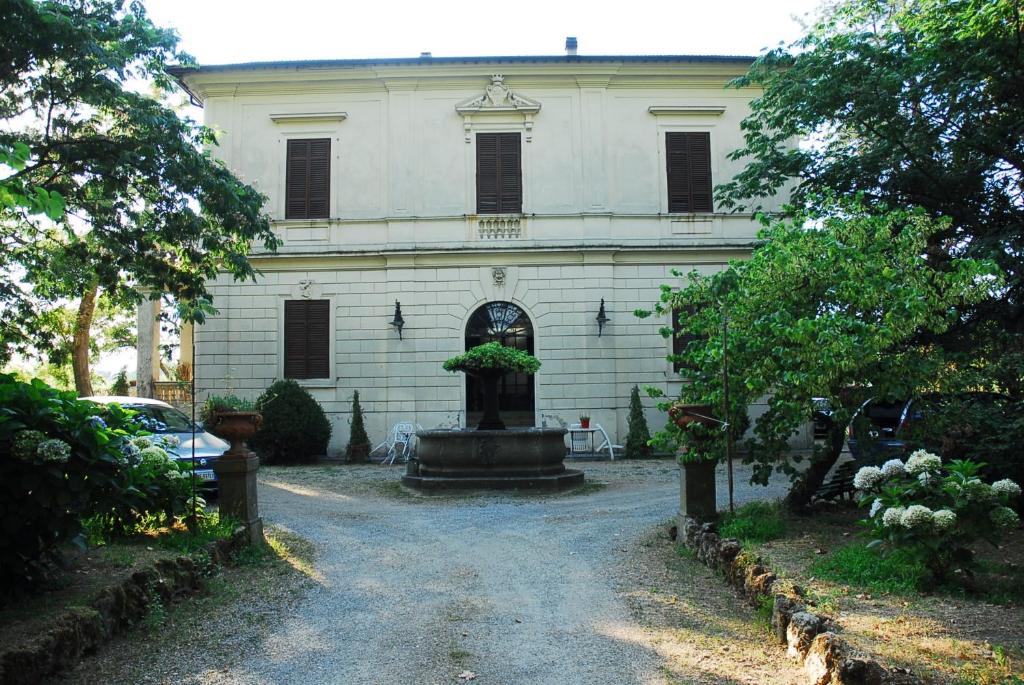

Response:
(443, 342), (541, 430)
(579, 414), (591, 429)
(200, 395), (261, 455)
(669, 403), (722, 521)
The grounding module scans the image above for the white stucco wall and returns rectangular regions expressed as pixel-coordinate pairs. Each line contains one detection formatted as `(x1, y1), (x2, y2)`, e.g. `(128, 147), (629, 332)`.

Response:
(180, 57), (803, 454)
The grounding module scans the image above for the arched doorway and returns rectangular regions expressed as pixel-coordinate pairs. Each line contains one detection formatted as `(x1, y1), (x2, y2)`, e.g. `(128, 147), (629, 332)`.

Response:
(465, 301), (535, 427)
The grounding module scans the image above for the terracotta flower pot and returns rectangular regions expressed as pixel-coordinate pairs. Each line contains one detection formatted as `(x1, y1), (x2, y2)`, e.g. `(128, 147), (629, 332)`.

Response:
(208, 411), (262, 455)
(580, 418), (590, 429)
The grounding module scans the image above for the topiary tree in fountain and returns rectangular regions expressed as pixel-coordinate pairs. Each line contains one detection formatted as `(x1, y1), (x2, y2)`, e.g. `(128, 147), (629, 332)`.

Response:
(443, 342), (540, 430)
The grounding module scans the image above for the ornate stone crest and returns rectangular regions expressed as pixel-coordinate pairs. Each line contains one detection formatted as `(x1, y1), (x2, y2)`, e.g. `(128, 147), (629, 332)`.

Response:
(456, 75), (541, 142)
(492, 267), (507, 287)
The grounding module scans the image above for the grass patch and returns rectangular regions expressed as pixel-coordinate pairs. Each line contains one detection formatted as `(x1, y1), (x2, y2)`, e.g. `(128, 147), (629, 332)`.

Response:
(718, 501), (787, 543)
(810, 542), (927, 595)
(754, 593), (774, 631)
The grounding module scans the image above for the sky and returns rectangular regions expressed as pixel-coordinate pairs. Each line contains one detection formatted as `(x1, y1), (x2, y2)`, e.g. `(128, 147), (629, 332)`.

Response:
(143, 0), (823, 65)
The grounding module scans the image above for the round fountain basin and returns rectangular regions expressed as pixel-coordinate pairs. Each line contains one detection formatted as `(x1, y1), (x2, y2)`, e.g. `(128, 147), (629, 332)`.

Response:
(402, 427), (584, 491)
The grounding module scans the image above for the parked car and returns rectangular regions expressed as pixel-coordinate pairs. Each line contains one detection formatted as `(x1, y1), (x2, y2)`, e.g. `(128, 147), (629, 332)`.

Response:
(812, 397), (835, 439)
(846, 393), (1016, 462)
(85, 396), (228, 484)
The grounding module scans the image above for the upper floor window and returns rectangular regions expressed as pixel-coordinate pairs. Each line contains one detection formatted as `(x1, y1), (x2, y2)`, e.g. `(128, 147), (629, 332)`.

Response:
(476, 133), (522, 214)
(286, 138), (330, 219)
(666, 132), (712, 213)
(284, 299), (330, 379)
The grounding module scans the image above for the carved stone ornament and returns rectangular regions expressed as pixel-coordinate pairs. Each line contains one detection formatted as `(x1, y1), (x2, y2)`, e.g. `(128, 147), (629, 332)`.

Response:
(456, 75), (541, 142)
(492, 267), (507, 287)
(298, 279), (315, 299)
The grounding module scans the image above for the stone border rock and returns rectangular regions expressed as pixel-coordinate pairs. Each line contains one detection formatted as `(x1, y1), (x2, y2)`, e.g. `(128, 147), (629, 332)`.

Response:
(0, 526), (251, 685)
(676, 516), (923, 685)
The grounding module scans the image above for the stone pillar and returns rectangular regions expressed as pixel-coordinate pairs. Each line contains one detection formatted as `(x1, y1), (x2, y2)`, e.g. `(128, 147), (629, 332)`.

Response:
(214, 452), (264, 546)
(679, 460), (718, 522)
(136, 292), (161, 398)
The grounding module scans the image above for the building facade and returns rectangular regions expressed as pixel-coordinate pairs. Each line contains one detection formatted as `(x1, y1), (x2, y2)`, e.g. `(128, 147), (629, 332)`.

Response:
(172, 49), (787, 454)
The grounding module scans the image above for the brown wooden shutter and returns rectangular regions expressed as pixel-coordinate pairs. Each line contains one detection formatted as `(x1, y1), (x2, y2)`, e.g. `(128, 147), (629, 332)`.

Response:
(286, 139), (331, 219)
(666, 132), (712, 213)
(476, 133), (521, 213)
(476, 133), (499, 213)
(284, 299), (330, 379)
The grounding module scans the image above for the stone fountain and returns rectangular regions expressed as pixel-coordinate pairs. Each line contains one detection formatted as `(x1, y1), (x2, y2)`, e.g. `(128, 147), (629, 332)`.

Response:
(401, 343), (583, 491)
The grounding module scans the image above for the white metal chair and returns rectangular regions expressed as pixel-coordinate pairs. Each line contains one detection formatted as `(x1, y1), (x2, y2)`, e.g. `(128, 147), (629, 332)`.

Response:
(381, 422), (416, 465)
(567, 422), (617, 460)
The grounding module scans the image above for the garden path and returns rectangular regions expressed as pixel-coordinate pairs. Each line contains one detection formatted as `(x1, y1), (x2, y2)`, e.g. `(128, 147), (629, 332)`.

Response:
(208, 460), (795, 685)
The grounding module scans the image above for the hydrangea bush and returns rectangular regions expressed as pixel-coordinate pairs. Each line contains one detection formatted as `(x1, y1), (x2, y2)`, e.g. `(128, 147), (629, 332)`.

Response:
(855, 449), (1021, 581)
(0, 374), (199, 585)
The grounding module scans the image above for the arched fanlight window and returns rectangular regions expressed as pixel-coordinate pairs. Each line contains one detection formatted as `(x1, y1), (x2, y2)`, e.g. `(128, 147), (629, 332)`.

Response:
(465, 301), (533, 346)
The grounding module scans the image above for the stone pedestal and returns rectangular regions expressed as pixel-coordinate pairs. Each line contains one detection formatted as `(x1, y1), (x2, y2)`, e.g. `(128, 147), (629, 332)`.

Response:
(679, 460), (717, 522)
(214, 452), (264, 545)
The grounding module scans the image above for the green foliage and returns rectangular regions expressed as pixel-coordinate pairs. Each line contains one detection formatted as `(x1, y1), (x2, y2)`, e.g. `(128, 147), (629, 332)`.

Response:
(639, 196), (997, 497)
(0, 374), (195, 586)
(755, 593), (774, 630)
(110, 368), (129, 396)
(0, 0), (280, 362)
(718, 0), (1024, 394)
(811, 543), (928, 596)
(624, 385), (652, 459)
(250, 380), (332, 464)
(854, 452), (1021, 581)
(199, 395), (256, 427)
(345, 390), (370, 461)
(718, 501), (788, 543)
(900, 395), (1024, 486)
(443, 342), (541, 375)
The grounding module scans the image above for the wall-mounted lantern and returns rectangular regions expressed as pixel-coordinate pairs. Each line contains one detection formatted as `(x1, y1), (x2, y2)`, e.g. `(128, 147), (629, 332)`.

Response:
(596, 299), (610, 337)
(389, 300), (405, 340)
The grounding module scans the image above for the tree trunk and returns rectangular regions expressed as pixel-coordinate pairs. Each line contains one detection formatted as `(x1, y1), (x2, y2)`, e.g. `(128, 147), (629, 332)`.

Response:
(72, 282), (99, 397)
(476, 372), (505, 430)
(784, 421), (846, 512)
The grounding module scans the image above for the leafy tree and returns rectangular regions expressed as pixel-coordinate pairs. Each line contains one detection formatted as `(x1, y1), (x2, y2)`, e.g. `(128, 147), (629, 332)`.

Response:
(717, 0), (1024, 393)
(624, 385), (651, 459)
(345, 390), (370, 462)
(0, 0), (280, 391)
(110, 367), (129, 396)
(640, 198), (997, 510)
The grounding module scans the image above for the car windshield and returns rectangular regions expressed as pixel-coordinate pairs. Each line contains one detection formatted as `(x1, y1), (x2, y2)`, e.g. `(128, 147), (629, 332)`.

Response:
(123, 404), (195, 433)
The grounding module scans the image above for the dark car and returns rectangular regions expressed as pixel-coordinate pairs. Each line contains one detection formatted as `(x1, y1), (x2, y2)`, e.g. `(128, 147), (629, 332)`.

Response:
(812, 397), (835, 439)
(846, 393), (1016, 461)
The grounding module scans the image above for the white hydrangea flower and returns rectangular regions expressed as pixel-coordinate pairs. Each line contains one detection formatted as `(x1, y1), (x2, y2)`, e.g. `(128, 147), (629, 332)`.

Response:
(932, 509), (957, 531)
(159, 435), (181, 449)
(139, 446), (170, 465)
(918, 471), (936, 486)
(165, 470), (186, 480)
(131, 435), (154, 449)
(905, 450), (942, 475)
(900, 504), (934, 529)
(881, 459), (906, 478)
(991, 506), (1020, 528)
(992, 479), (1022, 498)
(869, 499), (884, 518)
(37, 438), (72, 464)
(12, 430), (46, 460)
(882, 506), (906, 528)
(853, 466), (885, 491)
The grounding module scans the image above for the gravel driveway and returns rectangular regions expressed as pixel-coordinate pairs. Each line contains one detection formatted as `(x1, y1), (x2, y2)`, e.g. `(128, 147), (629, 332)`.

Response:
(199, 459), (793, 685)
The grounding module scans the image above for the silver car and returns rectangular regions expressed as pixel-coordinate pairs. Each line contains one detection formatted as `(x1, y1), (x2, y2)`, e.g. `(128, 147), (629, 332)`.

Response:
(85, 396), (229, 483)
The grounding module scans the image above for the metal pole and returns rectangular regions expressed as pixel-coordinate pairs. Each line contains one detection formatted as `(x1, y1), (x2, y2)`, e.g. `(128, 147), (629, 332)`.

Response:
(189, 312), (197, 529)
(723, 314), (735, 513)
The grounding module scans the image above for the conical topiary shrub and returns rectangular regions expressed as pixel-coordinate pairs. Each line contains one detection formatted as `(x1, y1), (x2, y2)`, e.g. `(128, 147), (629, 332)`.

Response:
(250, 379), (331, 464)
(346, 390), (371, 462)
(624, 385), (652, 459)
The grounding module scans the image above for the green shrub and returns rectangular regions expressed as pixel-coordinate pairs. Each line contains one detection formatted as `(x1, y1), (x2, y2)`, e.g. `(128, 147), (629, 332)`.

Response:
(110, 368), (129, 396)
(345, 390), (370, 462)
(854, 452), (1021, 581)
(624, 385), (652, 459)
(250, 380), (331, 464)
(0, 375), (195, 586)
(718, 501), (788, 543)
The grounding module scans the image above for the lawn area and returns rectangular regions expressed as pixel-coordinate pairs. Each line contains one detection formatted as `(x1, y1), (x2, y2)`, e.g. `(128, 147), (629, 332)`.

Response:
(719, 502), (1024, 684)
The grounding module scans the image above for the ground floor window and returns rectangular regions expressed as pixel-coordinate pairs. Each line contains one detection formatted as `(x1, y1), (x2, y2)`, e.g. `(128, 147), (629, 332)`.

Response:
(284, 299), (330, 379)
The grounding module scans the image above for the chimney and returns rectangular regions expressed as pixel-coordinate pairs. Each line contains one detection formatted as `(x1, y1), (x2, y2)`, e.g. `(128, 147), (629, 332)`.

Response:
(420, 51), (432, 58)
(565, 36), (578, 56)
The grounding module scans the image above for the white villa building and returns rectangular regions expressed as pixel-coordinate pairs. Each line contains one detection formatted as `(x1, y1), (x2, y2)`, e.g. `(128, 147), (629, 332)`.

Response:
(169, 41), (787, 454)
